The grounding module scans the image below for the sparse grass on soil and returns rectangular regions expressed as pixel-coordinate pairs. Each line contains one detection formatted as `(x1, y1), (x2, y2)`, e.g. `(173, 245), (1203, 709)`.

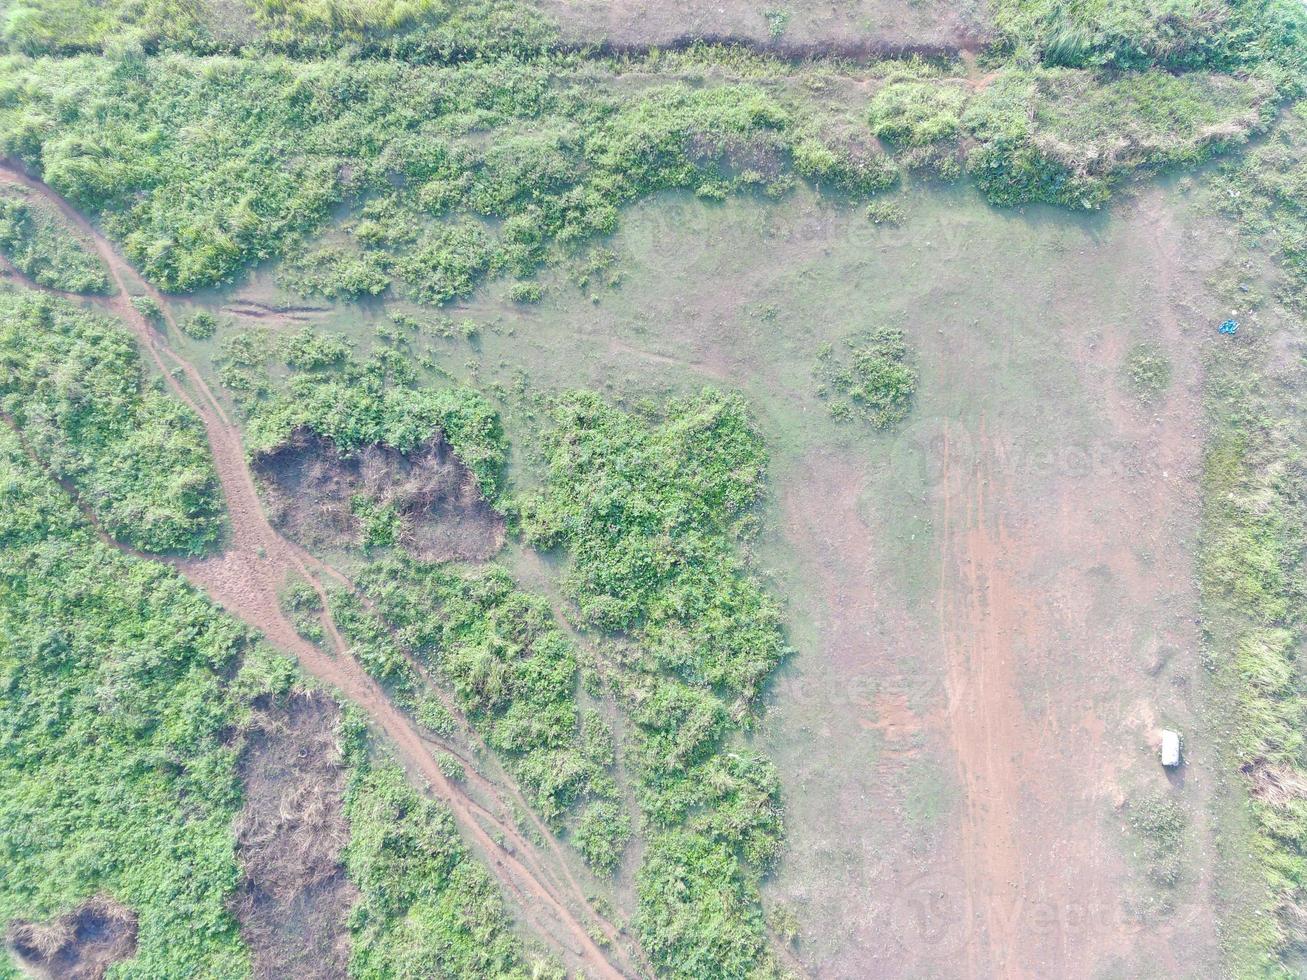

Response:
(1199, 335), (1307, 974)
(233, 690), (354, 979)
(1122, 341), (1172, 400)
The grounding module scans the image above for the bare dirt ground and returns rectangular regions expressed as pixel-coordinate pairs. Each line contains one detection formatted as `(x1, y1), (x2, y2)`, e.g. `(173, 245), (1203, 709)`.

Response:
(766, 189), (1217, 978)
(234, 690), (355, 980)
(252, 427), (504, 562)
(455, 183), (1224, 978)
(534, 0), (993, 55)
(5, 897), (137, 980)
(0, 162), (639, 980)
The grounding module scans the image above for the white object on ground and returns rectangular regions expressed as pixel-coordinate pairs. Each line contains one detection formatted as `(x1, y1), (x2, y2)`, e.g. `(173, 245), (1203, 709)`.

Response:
(1160, 730), (1181, 768)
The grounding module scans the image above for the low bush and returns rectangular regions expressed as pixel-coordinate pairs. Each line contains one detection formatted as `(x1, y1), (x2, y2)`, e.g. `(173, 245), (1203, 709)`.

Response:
(0, 289), (222, 553)
(816, 327), (918, 428)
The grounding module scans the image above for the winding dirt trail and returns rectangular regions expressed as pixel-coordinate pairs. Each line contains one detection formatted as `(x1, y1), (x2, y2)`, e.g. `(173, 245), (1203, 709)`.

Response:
(0, 162), (636, 979)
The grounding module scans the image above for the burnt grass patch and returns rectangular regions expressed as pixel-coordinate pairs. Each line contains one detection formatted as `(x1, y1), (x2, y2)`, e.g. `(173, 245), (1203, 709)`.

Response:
(233, 689), (355, 980)
(6, 896), (138, 979)
(251, 427), (504, 562)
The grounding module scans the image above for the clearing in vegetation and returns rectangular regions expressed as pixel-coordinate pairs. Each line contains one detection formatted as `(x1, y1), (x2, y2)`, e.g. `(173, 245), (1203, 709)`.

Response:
(232, 690), (355, 980)
(251, 427), (504, 561)
(2, 0), (1307, 976)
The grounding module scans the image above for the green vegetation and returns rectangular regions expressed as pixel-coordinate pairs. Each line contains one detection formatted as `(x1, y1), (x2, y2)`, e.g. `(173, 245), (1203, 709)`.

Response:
(278, 572), (326, 643)
(963, 68), (1272, 208)
(0, 30), (1279, 303)
(0, 187), (108, 293)
(342, 559), (631, 874)
(340, 718), (555, 979)
(1200, 334), (1307, 974)
(181, 309), (219, 340)
(816, 327), (918, 428)
(994, 0), (1307, 77)
(0, 421), (276, 978)
(522, 390), (787, 977)
(869, 80), (968, 146)
(1122, 341), (1172, 399)
(246, 352), (506, 498)
(0, 387), (566, 980)
(0, 289), (222, 553)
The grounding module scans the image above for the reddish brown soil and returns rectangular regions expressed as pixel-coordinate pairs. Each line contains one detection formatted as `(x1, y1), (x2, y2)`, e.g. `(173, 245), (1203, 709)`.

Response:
(233, 690), (355, 979)
(765, 188), (1216, 978)
(252, 427), (504, 562)
(6, 897), (137, 980)
(0, 162), (636, 980)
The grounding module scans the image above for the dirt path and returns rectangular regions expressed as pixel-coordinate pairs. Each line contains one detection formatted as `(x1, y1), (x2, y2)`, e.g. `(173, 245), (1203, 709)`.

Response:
(0, 162), (636, 980)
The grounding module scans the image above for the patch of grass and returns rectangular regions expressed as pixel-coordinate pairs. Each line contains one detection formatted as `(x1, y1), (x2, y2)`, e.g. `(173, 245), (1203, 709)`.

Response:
(339, 719), (558, 979)
(763, 8), (790, 40)
(1122, 342), (1172, 399)
(0, 188), (109, 293)
(277, 571), (326, 643)
(868, 80), (968, 146)
(1200, 331), (1307, 972)
(0, 289), (223, 553)
(964, 68), (1273, 208)
(816, 327), (918, 428)
(1127, 792), (1187, 887)
(180, 309), (219, 340)
(520, 389), (788, 977)
(994, 0), (1307, 78)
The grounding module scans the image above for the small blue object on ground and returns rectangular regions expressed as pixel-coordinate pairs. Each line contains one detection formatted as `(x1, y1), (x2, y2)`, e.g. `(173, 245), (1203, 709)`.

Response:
(1219, 319), (1239, 335)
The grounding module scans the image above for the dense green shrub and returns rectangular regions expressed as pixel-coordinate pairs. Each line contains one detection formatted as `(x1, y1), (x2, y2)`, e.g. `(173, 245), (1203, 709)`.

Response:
(0, 423), (287, 978)
(181, 309), (219, 339)
(523, 390), (786, 704)
(816, 327), (918, 428)
(868, 80), (968, 146)
(340, 720), (548, 979)
(0, 289), (222, 553)
(635, 831), (772, 980)
(278, 243), (391, 299)
(0, 189), (109, 293)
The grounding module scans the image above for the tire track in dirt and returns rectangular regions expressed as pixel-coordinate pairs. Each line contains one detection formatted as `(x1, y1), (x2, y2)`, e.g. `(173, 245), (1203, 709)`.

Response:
(936, 420), (1028, 978)
(0, 162), (636, 980)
